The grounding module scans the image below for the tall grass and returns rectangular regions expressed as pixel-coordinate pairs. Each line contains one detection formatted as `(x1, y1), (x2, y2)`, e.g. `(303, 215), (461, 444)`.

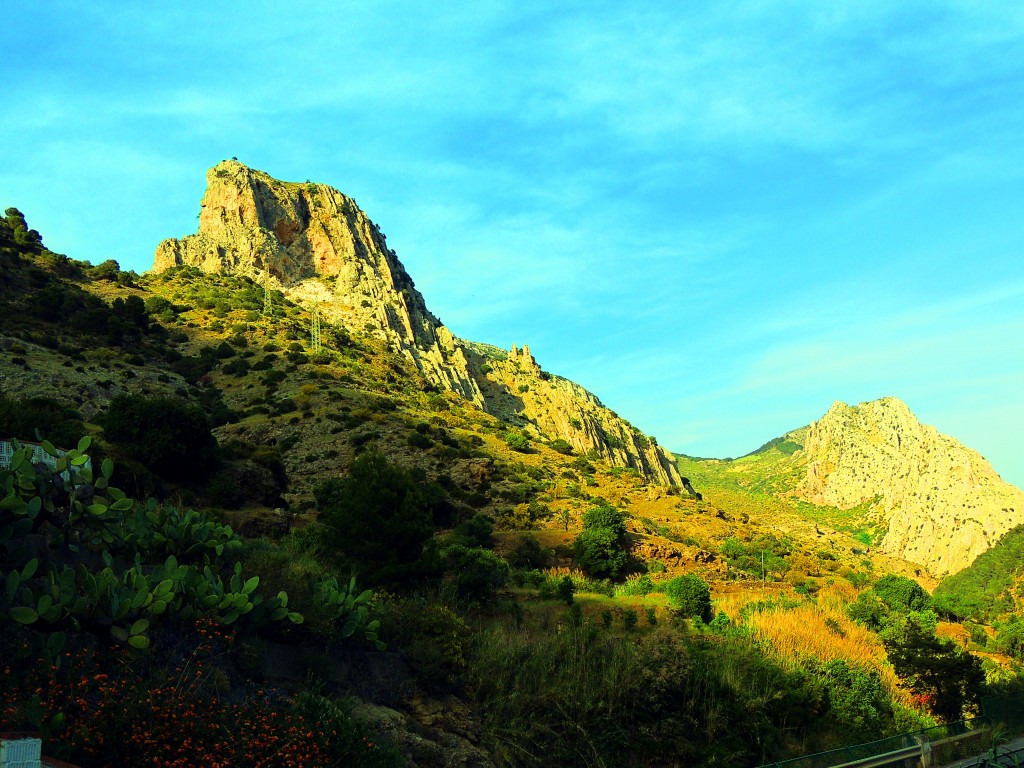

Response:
(746, 603), (887, 671)
(466, 616), (855, 767)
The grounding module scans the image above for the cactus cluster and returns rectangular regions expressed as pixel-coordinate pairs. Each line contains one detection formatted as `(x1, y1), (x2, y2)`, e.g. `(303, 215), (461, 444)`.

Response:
(317, 575), (384, 649)
(1, 439), (305, 662)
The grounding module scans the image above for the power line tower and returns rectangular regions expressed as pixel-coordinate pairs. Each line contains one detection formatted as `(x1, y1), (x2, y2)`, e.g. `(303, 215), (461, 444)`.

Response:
(311, 303), (322, 354)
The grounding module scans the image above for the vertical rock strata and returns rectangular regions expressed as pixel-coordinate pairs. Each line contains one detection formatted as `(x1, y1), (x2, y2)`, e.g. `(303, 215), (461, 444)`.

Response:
(469, 343), (683, 487)
(796, 397), (1024, 576)
(154, 160), (484, 407)
(154, 160), (681, 487)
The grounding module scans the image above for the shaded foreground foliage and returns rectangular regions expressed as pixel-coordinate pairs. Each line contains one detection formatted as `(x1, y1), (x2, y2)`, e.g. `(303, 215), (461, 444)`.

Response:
(0, 440), (396, 765)
(466, 617), (914, 768)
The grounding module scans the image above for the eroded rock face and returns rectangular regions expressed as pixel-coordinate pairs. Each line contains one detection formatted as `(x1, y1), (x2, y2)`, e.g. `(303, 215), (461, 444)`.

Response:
(466, 343), (683, 487)
(153, 160), (682, 488)
(796, 397), (1024, 576)
(154, 159), (484, 407)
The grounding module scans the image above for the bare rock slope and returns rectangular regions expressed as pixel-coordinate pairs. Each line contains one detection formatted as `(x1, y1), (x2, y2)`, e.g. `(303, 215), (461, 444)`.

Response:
(796, 397), (1024, 576)
(154, 160), (682, 487)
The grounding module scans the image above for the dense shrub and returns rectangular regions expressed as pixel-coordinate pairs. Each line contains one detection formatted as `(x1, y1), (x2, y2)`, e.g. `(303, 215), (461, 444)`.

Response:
(502, 431), (531, 452)
(0, 394), (85, 448)
(572, 504), (629, 579)
(440, 545), (509, 603)
(314, 452), (435, 586)
(450, 513), (493, 548)
(101, 394), (219, 481)
(664, 574), (713, 622)
(573, 527), (628, 579)
(506, 534), (549, 569)
(873, 574), (931, 613)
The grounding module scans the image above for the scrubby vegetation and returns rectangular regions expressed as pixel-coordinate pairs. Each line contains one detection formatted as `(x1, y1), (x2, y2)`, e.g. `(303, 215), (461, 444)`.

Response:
(933, 525), (1024, 621)
(2, 208), (1023, 766)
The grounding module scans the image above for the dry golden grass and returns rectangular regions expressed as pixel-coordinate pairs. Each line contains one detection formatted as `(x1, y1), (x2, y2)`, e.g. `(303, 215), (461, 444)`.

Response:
(743, 600), (913, 705)
(747, 603), (884, 670)
(816, 580), (860, 611)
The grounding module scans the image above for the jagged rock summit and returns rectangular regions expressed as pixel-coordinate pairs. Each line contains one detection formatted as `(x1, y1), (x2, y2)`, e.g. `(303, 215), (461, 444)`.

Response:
(154, 159), (483, 405)
(795, 396), (1024, 576)
(153, 160), (683, 487)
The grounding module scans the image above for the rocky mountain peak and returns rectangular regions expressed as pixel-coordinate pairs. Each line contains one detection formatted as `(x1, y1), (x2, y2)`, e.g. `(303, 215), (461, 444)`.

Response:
(797, 397), (1024, 576)
(152, 161), (682, 488)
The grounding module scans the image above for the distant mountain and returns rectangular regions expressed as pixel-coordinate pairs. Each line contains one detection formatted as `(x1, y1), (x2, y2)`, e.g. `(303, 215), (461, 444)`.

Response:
(154, 160), (682, 486)
(677, 397), (1024, 577)
(798, 398), (1024, 576)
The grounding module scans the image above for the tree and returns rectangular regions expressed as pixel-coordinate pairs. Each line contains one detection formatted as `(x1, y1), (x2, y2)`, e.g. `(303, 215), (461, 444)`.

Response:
(101, 395), (218, 481)
(0, 395), (85, 448)
(440, 544), (509, 603)
(573, 526), (629, 579)
(883, 615), (984, 722)
(573, 504), (629, 579)
(664, 574), (713, 623)
(506, 534), (549, 569)
(582, 505), (626, 540)
(314, 452), (435, 586)
(3, 207), (43, 251)
(818, 660), (894, 742)
(548, 439), (573, 455)
(873, 575), (931, 613)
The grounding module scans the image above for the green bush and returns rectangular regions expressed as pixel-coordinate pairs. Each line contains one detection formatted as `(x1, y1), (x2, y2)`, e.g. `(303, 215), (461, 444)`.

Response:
(873, 575), (931, 613)
(314, 452), (435, 587)
(440, 544), (509, 603)
(581, 505), (626, 538)
(664, 574), (713, 623)
(548, 439), (573, 455)
(503, 431), (531, 452)
(994, 618), (1024, 659)
(573, 505), (629, 579)
(816, 659), (894, 742)
(100, 394), (219, 481)
(506, 534), (549, 570)
(450, 513), (493, 548)
(573, 527), (628, 579)
(0, 394), (85, 448)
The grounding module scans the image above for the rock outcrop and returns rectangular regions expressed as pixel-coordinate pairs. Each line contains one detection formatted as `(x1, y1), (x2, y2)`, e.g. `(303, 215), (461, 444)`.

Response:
(795, 397), (1024, 576)
(155, 159), (483, 407)
(467, 342), (683, 487)
(154, 160), (682, 487)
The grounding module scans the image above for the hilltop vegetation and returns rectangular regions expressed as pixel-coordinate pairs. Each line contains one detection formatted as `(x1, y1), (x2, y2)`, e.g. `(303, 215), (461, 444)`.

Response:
(2, 206), (1023, 766)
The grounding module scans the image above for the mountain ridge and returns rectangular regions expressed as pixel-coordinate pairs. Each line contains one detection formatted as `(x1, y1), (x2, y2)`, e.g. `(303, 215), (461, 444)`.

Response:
(678, 396), (1024, 577)
(154, 160), (683, 487)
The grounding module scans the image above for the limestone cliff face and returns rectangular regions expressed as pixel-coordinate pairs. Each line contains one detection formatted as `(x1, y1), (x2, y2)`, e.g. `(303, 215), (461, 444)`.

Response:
(154, 160), (484, 407)
(796, 397), (1024, 576)
(466, 343), (683, 487)
(154, 160), (682, 487)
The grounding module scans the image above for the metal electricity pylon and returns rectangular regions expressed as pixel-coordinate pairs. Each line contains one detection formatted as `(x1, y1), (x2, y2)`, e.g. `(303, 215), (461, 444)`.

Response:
(311, 303), (322, 353)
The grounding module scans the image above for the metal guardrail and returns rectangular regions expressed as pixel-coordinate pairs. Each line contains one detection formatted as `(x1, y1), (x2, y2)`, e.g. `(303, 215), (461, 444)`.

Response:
(759, 718), (999, 768)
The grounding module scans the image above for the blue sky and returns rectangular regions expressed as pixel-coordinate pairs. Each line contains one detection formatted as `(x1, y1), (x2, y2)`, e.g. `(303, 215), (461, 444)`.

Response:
(3, 1), (1023, 487)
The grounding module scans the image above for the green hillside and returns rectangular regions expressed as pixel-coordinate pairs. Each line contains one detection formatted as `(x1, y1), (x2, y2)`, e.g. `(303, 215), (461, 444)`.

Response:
(934, 525), (1024, 623)
(1, 206), (1020, 766)
(675, 437), (885, 549)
